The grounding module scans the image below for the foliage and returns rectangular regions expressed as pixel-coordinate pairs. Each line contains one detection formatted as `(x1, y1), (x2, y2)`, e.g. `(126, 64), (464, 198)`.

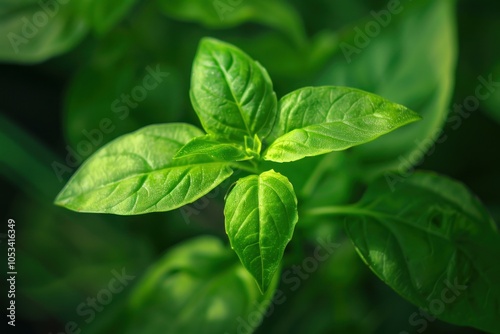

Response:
(55, 38), (421, 294)
(1, 0), (499, 333)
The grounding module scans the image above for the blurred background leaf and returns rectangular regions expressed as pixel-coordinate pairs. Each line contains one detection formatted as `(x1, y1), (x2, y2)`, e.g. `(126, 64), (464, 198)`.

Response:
(316, 0), (457, 180)
(86, 236), (279, 334)
(0, 0), (88, 63)
(73, 0), (138, 35)
(158, 0), (306, 46)
(483, 62), (500, 124)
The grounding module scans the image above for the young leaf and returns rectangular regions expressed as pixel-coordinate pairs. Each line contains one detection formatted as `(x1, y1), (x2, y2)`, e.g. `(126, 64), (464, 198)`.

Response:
(190, 38), (277, 142)
(224, 170), (298, 292)
(344, 172), (500, 333)
(263, 86), (421, 162)
(55, 123), (233, 214)
(120, 236), (279, 334)
(174, 135), (253, 162)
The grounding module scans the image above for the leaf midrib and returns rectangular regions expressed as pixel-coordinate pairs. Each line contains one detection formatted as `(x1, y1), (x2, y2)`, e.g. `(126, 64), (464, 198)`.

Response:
(210, 49), (254, 138)
(58, 160), (230, 201)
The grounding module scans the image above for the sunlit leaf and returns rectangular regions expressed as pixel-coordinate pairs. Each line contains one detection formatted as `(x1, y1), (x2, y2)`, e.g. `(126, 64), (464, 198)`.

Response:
(175, 134), (253, 162)
(264, 86), (421, 162)
(225, 170), (298, 291)
(190, 37), (277, 143)
(55, 123), (233, 214)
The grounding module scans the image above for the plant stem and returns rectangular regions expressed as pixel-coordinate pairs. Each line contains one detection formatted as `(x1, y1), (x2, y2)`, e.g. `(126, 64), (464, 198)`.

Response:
(303, 205), (369, 218)
(301, 153), (341, 198)
(230, 161), (260, 174)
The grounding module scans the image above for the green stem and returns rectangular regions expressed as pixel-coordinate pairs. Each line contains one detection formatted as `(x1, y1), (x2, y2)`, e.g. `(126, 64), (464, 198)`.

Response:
(300, 153), (342, 198)
(230, 161), (260, 174)
(303, 205), (371, 218)
(0, 114), (61, 197)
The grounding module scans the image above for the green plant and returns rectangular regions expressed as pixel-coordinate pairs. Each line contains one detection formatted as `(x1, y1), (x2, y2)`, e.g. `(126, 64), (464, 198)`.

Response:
(55, 38), (500, 333)
(54, 37), (419, 289)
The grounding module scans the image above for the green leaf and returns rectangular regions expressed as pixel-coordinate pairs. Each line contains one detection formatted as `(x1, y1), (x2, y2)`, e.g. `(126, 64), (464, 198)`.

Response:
(344, 172), (500, 333)
(190, 37), (277, 143)
(0, 0), (88, 63)
(315, 0), (457, 177)
(224, 169), (298, 291)
(174, 134), (253, 162)
(55, 123), (233, 214)
(122, 236), (279, 334)
(263, 86), (421, 162)
(73, 0), (137, 34)
(0, 115), (153, 319)
(158, 0), (305, 45)
(483, 64), (500, 124)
